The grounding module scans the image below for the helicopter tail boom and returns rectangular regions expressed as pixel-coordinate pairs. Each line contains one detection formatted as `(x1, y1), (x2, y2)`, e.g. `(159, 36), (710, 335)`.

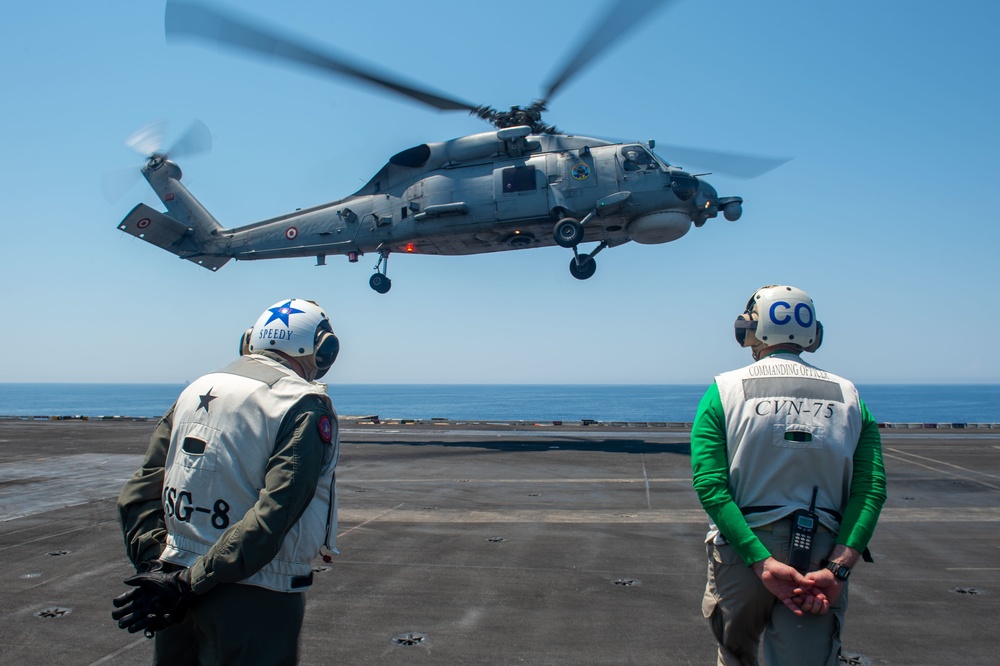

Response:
(117, 203), (231, 271)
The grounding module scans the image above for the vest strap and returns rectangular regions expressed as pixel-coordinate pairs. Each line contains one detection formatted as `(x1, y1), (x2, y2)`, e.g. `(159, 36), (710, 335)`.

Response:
(219, 357), (289, 387)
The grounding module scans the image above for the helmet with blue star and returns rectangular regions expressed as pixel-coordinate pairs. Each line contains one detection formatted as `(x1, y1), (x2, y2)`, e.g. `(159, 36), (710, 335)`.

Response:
(241, 299), (339, 380)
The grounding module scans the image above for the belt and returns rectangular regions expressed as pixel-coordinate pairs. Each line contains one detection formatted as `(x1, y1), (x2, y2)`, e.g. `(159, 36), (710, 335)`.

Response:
(753, 518), (831, 533)
(740, 505), (843, 522)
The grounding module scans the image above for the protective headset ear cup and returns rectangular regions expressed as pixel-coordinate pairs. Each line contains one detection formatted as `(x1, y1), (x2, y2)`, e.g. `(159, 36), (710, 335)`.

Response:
(314, 331), (340, 371)
(239, 328), (253, 356)
(734, 313), (756, 347)
(804, 321), (824, 353)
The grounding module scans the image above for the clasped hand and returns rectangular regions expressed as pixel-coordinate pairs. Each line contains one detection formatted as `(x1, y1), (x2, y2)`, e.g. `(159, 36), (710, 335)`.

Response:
(111, 561), (194, 638)
(754, 557), (842, 616)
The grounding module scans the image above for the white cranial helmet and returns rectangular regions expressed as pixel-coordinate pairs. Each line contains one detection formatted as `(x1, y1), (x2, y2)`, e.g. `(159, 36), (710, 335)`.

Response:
(241, 299), (339, 380)
(734, 285), (823, 360)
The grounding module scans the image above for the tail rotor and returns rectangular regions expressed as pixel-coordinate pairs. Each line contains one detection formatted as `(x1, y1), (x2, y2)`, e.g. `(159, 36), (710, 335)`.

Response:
(103, 119), (212, 203)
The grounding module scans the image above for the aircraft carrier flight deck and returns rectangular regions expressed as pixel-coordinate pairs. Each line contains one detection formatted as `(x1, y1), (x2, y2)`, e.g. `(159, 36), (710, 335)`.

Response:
(1, 418), (996, 665)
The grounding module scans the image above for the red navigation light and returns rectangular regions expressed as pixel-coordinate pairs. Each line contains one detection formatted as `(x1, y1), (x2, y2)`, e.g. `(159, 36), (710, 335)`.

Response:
(405, 243), (415, 253)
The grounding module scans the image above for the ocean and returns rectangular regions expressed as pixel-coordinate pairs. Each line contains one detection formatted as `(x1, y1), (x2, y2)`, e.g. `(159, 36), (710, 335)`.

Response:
(1, 383), (998, 424)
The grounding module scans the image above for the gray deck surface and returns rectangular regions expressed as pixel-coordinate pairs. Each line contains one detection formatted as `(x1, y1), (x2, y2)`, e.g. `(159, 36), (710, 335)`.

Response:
(1, 419), (996, 665)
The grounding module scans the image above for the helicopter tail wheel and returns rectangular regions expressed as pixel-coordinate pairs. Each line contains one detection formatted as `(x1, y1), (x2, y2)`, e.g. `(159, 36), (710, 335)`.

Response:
(369, 273), (392, 294)
(569, 254), (597, 280)
(553, 218), (584, 248)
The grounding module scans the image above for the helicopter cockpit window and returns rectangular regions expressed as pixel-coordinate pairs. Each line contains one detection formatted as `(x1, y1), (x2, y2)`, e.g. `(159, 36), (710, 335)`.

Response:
(502, 165), (537, 192)
(620, 145), (658, 172)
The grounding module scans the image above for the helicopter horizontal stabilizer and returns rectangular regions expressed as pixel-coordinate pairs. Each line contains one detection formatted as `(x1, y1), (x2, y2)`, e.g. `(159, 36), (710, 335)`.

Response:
(117, 203), (231, 272)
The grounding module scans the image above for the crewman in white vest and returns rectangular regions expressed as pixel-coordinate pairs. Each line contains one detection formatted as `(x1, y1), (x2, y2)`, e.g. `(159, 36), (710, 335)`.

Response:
(691, 285), (886, 666)
(114, 298), (341, 665)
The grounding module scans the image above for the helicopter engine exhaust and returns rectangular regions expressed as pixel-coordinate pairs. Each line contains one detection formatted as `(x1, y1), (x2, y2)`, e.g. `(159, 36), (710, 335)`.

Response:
(626, 212), (692, 245)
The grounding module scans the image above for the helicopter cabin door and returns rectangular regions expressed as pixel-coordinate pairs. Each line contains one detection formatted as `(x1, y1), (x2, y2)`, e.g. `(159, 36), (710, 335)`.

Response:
(546, 151), (598, 214)
(493, 157), (548, 221)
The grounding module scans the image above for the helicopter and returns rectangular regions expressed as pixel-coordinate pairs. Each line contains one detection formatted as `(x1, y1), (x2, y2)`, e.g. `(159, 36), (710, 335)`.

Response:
(114, 0), (786, 294)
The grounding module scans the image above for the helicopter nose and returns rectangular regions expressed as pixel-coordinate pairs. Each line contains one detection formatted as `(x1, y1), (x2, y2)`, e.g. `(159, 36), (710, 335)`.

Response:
(696, 181), (717, 210)
(669, 173), (699, 201)
(691, 180), (721, 224)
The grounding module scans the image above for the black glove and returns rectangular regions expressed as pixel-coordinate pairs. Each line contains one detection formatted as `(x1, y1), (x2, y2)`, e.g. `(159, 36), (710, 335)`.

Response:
(111, 561), (195, 637)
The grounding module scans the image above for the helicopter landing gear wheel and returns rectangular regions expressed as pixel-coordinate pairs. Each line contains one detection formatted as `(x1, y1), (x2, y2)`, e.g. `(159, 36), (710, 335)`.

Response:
(370, 249), (392, 293)
(569, 253), (597, 280)
(553, 218), (584, 248)
(369, 273), (392, 294)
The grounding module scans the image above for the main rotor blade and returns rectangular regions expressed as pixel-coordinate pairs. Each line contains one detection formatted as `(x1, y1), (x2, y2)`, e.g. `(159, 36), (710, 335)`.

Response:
(542, 0), (678, 103)
(660, 144), (791, 179)
(165, 1), (477, 113)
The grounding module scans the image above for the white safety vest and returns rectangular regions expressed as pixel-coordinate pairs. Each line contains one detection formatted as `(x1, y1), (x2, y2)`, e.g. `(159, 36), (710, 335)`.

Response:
(160, 355), (338, 592)
(714, 353), (862, 532)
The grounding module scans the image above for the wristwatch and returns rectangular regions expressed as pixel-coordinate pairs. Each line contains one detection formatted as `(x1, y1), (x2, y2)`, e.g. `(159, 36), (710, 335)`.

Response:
(825, 561), (851, 581)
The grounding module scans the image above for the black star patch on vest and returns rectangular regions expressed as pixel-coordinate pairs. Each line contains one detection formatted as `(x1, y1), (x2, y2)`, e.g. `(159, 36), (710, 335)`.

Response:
(197, 388), (218, 412)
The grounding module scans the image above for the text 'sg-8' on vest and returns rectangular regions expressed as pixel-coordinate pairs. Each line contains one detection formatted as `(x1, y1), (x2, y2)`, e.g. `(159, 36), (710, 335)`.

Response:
(714, 353), (862, 532)
(161, 355), (338, 592)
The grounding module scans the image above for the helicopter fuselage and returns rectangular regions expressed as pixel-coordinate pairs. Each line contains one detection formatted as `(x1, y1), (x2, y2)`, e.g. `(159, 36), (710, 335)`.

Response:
(119, 126), (743, 291)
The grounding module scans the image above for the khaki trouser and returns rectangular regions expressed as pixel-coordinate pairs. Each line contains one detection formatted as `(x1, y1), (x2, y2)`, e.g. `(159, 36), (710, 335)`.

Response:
(153, 583), (306, 666)
(702, 519), (848, 666)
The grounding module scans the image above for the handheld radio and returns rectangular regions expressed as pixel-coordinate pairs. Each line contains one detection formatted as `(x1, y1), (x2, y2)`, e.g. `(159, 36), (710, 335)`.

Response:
(787, 486), (819, 572)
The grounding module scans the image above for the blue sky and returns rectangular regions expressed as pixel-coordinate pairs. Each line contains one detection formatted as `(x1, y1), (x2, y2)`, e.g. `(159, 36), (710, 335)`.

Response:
(2, 1), (998, 384)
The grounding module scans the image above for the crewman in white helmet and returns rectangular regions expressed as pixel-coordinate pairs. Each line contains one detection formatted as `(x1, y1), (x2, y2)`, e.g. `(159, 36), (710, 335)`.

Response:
(114, 298), (341, 665)
(691, 285), (886, 666)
